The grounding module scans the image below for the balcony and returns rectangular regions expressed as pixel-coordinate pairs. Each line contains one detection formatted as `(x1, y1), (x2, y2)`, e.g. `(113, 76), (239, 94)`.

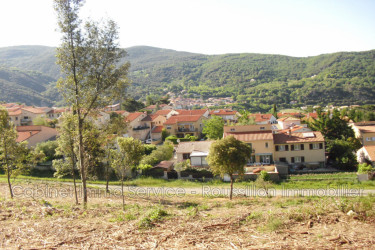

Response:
(176, 127), (198, 133)
(133, 125), (150, 131)
(20, 118), (32, 125)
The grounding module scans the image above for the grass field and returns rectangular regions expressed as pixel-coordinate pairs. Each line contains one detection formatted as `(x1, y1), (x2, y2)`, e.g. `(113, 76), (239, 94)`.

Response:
(1, 182), (374, 248)
(1, 172), (375, 190)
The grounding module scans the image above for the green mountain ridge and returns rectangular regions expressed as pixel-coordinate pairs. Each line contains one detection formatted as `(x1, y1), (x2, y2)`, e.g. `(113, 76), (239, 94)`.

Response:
(0, 45), (374, 110)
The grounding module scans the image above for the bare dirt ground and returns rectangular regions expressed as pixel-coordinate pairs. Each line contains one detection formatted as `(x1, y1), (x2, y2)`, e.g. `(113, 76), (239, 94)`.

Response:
(1, 182), (375, 249)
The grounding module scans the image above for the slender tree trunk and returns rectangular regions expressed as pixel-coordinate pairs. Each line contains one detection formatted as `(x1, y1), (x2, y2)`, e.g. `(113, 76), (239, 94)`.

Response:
(78, 116), (87, 207)
(106, 165), (110, 194)
(230, 174), (234, 200)
(121, 177), (125, 211)
(71, 155), (79, 205)
(106, 150), (110, 193)
(7, 164), (13, 199)
(4, 144), (13, 199)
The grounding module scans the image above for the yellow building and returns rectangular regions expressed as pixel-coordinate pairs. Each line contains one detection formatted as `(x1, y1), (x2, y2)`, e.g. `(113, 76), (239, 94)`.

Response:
(350, 122), (375, 146)
(124, 112), (151, 141)
(273, 131), (326, 168)
(164, 110), (208, 139)
(223, 125), (326, 169)
(224, 130), (274, 164)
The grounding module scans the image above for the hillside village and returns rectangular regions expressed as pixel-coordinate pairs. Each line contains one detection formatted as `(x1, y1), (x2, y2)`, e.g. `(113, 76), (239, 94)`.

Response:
(1, 101), (374, 181)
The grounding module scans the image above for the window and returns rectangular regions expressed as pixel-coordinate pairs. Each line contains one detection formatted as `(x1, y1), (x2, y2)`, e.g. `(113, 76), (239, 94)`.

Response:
(166, 126), (171, 129)
(373, 137), (375, 141)
(230, 128), (235, 132)
(292, 144), (300, 151)
(260, 127), (265, 130)
(366, 137), (371, 141)
(279, 157), (287, 163)
(265, 142), (269, 148)
(260, 155), (271, 164)
(310, 143), (323, 150)
(276, 145), (289, 151)
(291, 156), (305, 163)
(182, 153), (190, 160)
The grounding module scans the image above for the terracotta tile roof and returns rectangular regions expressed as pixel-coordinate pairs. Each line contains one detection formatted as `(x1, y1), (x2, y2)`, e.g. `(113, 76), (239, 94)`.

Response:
(149, 114), (160, 121)
(16, 126), (43, 132)
(176, 109), (208, 116)
(278, 125), (306, 133)
(8, 109), (22, 116)
(16, 126), (43, 142)
(249, 113), (273, 122)
(146, 104), (169, 110)
(16, 131), (40, 142)
(145, 105), (156, 109)
(358, 126), (375, 133)
(176, 141), (214, 153)
(152, 126), (164, 133)
(141, 115), (153, 122)
(307, 113), (319, 119)
(354, 121), (375, 126)
(224, 131), (273, 141)
(277, 112), (305, 118)
(273, 131), (324, 144)
(277, 116), (300, 122)
(210, 109), (237, 115)
(154, 160), (174, 170)
(154, 110), (173, 116)
(2, 103), (24, 109)
(364, 146), (375, 161)
(164, 115), (202, 125)
(125, 112), (144, 122)
(53, 108), (67, 113)
(22, 107), (46, 114)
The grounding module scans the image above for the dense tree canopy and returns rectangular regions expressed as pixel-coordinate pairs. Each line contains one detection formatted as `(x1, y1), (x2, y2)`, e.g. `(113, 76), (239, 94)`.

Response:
(202, 115), (224, 140)
(207, 136), (251, 199)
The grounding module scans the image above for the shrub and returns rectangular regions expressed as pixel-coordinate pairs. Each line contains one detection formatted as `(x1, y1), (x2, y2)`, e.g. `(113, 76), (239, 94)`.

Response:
(259, 170), (270, 181)
(137, 164), (153, 174)
(140, 143), (173, 166)
(144, 144), (157, 155)
(358, 163), (374, 174)
(138, 207), (168, 229)
(34, 141), (60, 162)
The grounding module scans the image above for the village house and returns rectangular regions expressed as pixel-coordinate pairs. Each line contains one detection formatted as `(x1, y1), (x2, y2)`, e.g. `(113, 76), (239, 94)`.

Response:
(7, 106), (48, 126)
(277, 116), (301, 130)
(249, 113), (277, 125)
(176, 141), (213, 168)
(273, 131), (326, 169)
(16, 126), (58, 147)
(46, 108), (68, 120)
(103, 103), (120, 112)
(224, 125), (274, 165)
(357, 145), (375, 166)
(164, 110), (209, 139)
(350, 121), (375, 146)
(153, 109), (179, 119)
(144, 104), (173, 113)
(150, 126), (164, 144)
(209, 109), (239, 123)
(123, 112), (151, 141)
(351, 122), (375, 166)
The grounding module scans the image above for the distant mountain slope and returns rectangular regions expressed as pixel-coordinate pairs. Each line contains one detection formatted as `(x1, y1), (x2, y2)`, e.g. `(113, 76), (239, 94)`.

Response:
(0, 45), (374, 110)
(0, 67), (55, 106)
(0, 46), (59, 78)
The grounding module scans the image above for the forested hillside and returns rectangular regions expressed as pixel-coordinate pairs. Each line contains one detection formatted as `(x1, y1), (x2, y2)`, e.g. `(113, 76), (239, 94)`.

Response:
(0, 45), (374, 110)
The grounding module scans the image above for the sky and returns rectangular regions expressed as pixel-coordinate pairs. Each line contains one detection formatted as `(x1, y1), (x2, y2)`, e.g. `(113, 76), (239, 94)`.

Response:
(1, 0), (374, 57)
